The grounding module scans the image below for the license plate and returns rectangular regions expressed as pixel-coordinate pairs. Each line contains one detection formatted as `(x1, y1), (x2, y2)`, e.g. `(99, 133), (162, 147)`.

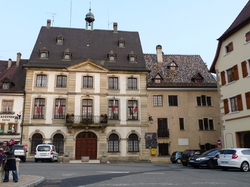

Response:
(182, 160), (186, 162)
(40, 153), (47, 156)
(189, 160), (194, 162)
(221, 161), (228, 164)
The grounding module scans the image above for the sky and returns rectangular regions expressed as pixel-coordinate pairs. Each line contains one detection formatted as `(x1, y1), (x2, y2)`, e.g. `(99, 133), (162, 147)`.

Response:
(0, 0), (249, 68)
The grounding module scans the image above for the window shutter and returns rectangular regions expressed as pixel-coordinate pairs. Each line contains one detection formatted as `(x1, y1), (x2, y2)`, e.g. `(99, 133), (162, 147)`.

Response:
(233, 65), (239, 80)
(245, 92), (250, 109)
(221, 71), (226, 85)
(241, 61), (248, 78)
(246, 31), (250, 42)
(237, 94), (243, 111)
(228, 42), (233, 52)
(223, 98), (229, 114)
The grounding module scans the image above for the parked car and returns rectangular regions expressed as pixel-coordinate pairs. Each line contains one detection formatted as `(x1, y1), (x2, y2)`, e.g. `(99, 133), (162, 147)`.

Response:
(218, 148), (250, 172)
(189, 149), (221, 169)
(34, 144), (58, 162)
(181, 149), (205, 166)
(170, 151), (183, 164)
(14, 144), (27, 162)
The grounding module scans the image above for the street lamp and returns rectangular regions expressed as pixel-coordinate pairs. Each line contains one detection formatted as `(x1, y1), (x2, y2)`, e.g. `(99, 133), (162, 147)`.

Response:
(14, 114), (21, 122)
(148, 116), (154, 124)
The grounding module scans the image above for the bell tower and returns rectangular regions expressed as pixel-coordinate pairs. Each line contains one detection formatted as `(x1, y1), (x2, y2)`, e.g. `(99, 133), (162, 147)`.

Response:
(85, 5), (95, 30)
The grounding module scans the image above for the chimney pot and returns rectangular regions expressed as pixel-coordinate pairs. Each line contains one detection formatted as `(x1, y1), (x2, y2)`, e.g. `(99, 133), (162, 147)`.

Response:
(156, 45), (163, 63)
(113, 22), (118, 33)
(47, 19), (51, 28)
(16, 52), (22, 67)
(7, 58), (12, 69)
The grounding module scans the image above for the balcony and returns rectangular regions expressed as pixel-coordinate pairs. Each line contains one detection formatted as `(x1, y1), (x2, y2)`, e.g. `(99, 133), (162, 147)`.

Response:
(65, 114), (108, 132)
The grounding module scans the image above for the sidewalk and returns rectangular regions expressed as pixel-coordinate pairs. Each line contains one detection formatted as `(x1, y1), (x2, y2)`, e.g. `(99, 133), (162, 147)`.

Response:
(0, 175), (45, 187)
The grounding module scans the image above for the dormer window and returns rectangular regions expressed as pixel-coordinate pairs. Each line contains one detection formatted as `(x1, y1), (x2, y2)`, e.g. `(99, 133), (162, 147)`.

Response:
(39, 47), (49, 59)
(118, 38), (125, 48)
(129, 51), (137, 63)
(2, 82), (10, 89)
(56, 35), (64, 45)
(108, 50), (116, 62)
(167, 61), (178, 70)
(191, 73), (204, 83)
(62, 48), (72, 60)
(154, 73), (163, 84)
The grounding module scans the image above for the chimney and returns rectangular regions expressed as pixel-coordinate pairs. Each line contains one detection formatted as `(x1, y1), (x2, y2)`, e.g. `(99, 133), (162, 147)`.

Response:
(113, 22), (118, 33)
(16, 52), (22, 67)
(7, 58), (12, 69)
(47, 19), (51, 28)
(156, 45), (163, 63)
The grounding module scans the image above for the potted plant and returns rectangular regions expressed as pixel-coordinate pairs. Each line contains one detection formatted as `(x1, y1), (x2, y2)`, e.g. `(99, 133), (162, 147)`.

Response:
(62, 155), (70, 163)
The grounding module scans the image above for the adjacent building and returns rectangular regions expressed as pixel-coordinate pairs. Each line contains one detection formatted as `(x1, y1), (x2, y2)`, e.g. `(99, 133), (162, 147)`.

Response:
(145, 45), (221, 161)
(0, 53), (28, 143)
(210, 1), (250, 148)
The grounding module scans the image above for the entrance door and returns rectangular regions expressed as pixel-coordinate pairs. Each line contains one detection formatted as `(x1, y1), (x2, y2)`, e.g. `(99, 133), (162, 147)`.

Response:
(75, 132), (97, 159)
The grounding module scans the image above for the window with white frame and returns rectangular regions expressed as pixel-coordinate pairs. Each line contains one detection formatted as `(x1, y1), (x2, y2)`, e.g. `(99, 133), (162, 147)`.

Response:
(223, 94), (243, 114)
(2, 100), (13, 113)
(128, 133), (139, 152)
(54, 98), (66, 119)
(241, 59), (250, 78)
(127, 77), (137, 90)
(108, 99), (119, 120)
(198, 118), (214, 131)
(108, 77), (118, 89)
(220, 65), (239, 85)
(196, 95), (212, 106)
(83, 76), (93, 88)
(225, 42), (233, 53)
(36, 74), (47, 87)
(153, 95), (163, 106)
(128, 100), (138, 120)
(56, 75), (67, 88)
(2, 82), (10, 89)
(34, 98), (45, 119)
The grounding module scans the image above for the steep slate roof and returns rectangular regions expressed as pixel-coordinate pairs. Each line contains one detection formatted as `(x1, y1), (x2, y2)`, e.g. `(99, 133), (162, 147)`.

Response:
(210, 0), (250, 73)
(0, 60), (28, 93)
(25, 26), (148, 72)
(145, 54), (217, 88)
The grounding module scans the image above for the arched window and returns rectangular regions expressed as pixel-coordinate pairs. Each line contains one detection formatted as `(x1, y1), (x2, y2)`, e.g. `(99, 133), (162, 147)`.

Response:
(31, 133), (43, 154)
(53, 134), (64, 154)
(128, 133), (139, 152)
(108, 134), (119, 152)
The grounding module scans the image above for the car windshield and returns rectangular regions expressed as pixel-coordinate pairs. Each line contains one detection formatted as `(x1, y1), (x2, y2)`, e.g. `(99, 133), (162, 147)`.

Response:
(201, 149), (220, 156)
(37, 146), (50, 151)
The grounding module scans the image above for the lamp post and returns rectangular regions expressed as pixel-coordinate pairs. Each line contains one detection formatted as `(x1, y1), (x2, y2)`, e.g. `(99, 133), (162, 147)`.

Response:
(148, 116), (154, 124)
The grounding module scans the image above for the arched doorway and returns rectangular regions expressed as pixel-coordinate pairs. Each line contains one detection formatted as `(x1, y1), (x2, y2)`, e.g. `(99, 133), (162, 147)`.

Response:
(75, 132), (97, 159)
(31, 133), (43, 154)
(53, 134), (64, 154)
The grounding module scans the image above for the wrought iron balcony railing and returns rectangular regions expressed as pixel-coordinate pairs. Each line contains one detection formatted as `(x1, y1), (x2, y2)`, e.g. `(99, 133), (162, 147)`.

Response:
(66, 114), (108, 124)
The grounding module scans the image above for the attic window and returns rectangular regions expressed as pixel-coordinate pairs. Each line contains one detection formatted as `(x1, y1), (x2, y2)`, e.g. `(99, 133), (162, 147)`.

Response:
(191, 73), (204, 83)
(154, 74), (163, 83)
(167, 61), (178, 70)
(39, 47), (49, 59)
(118, 38), (125, 48)
(108, 50), (116, 62)
(56, 35), (64, 45)
(129, 51), (137, 63)
(2, 82), (10, 89)
(62, 48), (72, 60)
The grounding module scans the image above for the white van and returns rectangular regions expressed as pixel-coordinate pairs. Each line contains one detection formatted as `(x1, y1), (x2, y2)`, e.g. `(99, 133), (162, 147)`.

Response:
(34, 144), (58, 162)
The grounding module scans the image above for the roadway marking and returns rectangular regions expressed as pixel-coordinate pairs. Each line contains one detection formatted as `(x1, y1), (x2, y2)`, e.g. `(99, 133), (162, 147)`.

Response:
(98, 171), (130, 174)
(143, 172), (164, 174)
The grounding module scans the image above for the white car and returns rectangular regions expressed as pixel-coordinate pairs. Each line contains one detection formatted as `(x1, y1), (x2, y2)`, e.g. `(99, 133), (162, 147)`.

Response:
(14, 145), (27, 162)
(218, 148), (250, 172)
(34, 144), (58, 162)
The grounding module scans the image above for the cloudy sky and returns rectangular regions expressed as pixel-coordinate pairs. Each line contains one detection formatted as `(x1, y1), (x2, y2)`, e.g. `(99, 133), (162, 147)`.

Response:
(0, 0), (248, 68)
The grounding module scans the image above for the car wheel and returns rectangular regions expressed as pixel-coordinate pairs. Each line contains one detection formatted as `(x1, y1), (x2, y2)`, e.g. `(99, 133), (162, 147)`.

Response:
(207, 160), (216, 169)
(176, 159), (181, 164)
(221, 167), (228, 171)
(182, 162), (187, 166)
(240, 162), (249, 172)
(35, 159), (38, 162)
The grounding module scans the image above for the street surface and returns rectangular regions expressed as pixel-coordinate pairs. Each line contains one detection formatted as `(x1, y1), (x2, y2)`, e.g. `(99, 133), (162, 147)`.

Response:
(19, 161), (250, 187)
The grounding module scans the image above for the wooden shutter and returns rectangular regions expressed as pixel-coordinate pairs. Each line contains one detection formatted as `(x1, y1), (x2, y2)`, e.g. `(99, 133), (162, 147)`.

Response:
(221, 71), (226, 85)
(223, 98), (229, 114)
(233, 65), (239, 80)
(237, 94), (243, 111)
(228, 42), (233, 52)
(246, 31), (250, 42)
(241, 61), (248, 78)
(245, 92), (250, 109)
